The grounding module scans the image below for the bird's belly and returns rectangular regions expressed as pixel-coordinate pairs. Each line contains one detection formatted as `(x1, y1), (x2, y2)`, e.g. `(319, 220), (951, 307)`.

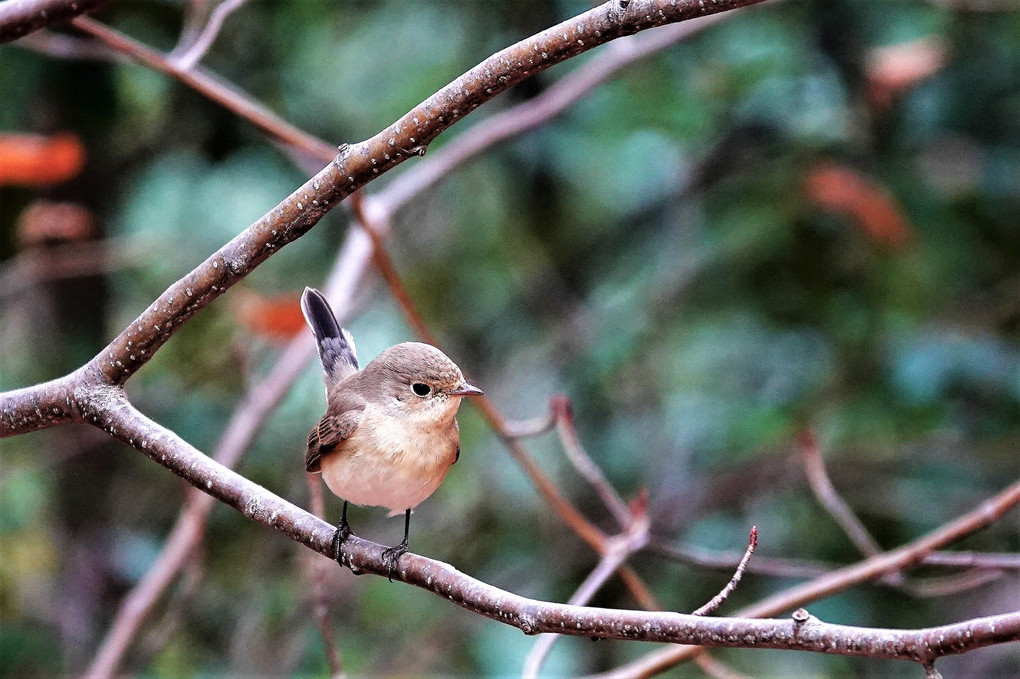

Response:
(319, 430), (457, 516)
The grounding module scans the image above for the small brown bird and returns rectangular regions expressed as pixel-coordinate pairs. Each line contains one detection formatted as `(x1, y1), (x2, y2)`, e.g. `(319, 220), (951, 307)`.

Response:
(301, 287), (483, 575)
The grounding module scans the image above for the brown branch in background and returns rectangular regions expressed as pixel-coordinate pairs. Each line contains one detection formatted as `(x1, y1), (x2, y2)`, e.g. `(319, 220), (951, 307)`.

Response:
(645, 537), (831, 579)
(0, 238), (145, 299)
(692, 526), (757, 617)
(551, 395), (632, 529)
(305, 474), (346, 679)
(169, 0), (249, 69)
(797, 430), (884, 557)
(591, 478), (1020, 678)
(69, 16), (337, 163)
(0, 0), (111, 43)
(923, 552), (1020, 569)
(646, 536), (1020, 584)
(349, 191), (606, 550)
(899, 569), (1006, 598)
(14, 29), (124, 61)
(500, 410), (558, 439)
(522, 496), (652, 678)
(797, 430), (1009, 596)
(692, 654), (753, 679)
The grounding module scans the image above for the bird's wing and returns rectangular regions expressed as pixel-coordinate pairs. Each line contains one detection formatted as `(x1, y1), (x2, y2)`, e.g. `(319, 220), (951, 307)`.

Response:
(305, 402), (364, 472)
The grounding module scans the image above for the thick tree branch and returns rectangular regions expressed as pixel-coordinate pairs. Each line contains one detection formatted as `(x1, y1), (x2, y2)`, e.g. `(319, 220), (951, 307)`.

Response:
(77, 7), (738, 670)
(89, 388), (1020, 665)
(0, 0), (110, 43)
(2, 0), (768, 437)
(83, 247), (371, 679)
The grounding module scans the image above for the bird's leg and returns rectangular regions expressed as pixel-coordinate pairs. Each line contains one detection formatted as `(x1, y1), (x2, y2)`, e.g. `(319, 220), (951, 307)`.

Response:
(381, 509), (411, 581)
(331, 501), (355, 565)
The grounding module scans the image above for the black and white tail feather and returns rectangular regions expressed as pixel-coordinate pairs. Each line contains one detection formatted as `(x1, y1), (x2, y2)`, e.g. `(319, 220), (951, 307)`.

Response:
(301, 287), (359, 384)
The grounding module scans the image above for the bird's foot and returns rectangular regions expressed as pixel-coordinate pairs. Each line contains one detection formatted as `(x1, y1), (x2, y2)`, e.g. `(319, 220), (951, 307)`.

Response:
(331, 517), (355, 565)
(381, 538), (408, 582)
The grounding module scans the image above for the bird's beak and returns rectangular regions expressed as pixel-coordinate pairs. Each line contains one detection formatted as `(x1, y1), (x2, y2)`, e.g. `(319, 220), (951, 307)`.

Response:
(449, 382), (484, 397)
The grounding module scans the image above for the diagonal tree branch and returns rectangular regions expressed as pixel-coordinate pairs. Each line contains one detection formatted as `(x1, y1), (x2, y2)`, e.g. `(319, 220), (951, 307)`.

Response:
(88, 389), (1020, 666)
(0, 0), (111, 43)
(73, 6), (745, 672)
(1, 2), (764, 674)
(82, 242), (371, 679)
(1, 0), (769, 436)
(69, 16), (337, 162)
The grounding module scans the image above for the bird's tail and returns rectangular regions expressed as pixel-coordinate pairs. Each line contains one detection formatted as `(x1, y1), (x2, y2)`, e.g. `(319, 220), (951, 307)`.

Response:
(300, 287), (359, 382)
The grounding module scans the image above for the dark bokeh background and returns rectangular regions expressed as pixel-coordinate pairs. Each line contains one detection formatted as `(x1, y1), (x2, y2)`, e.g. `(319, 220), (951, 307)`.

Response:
(1, 0), (1018, 676)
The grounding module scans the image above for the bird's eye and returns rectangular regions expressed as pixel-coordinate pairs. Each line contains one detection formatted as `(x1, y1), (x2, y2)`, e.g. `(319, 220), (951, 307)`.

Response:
(411, 382), (431, 397)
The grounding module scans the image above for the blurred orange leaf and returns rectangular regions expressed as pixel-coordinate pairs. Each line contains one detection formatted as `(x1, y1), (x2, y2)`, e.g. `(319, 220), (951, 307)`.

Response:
(804, 162), (914, 248)
(866, 37), (947, 111)
(231, 289), (307, 343)
(16, 201), (96, 247)
(0, 132), (87, 187)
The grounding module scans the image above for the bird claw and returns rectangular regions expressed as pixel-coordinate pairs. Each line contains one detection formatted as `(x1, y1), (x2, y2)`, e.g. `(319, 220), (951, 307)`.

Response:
(331, 518), (355, 565)
(381, 539), (409, 582)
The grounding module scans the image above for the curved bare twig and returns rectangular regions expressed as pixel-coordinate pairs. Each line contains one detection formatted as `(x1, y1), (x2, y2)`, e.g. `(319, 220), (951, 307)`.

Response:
(592, 477), (1020, 678)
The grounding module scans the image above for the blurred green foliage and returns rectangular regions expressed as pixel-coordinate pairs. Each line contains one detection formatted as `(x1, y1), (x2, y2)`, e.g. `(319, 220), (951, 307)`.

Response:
(1, 0), (1018, 677)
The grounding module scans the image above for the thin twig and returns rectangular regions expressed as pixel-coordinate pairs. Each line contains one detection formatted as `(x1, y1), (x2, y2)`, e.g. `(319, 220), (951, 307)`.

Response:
(69, 16), (337, 162)
(170, 0), (249, 70)
(692, 527), (757, 616)
(797, 430), (884, 558)
(523, 507), (652, 678)
(646, 537), (1020, 578)
(589, 478), (1020, 678)
(552, 395), (632, 529)
(693, 654), (752, 679)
